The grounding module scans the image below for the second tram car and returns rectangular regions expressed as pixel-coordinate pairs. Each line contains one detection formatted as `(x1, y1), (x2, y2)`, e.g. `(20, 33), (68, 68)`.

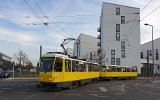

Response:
(100, 65), (137, 80)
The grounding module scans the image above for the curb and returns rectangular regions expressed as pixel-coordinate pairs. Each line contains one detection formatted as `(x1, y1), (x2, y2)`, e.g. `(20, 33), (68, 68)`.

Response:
(3, 77), (38, 81)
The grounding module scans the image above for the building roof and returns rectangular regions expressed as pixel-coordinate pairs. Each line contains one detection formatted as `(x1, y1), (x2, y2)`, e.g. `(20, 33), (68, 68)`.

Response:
(0, 52), (11, 59)
(80, 33), (97, 39)
(103, 2), (140, 9)
(141, 37), (160, 45)
(75, 33), (97, 42)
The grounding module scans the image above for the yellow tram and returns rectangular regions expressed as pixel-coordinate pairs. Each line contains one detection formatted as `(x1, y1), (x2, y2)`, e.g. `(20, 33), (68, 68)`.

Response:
(100, 65), (137, 80)
(38, 53), (99, 88)
(38, 52), (138, 88)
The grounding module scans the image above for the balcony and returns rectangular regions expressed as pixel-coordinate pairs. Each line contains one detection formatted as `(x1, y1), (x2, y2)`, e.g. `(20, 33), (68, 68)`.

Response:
(97, 34), (101, 39)
(97, 41), (101, 46)
(97, 27), (101, 32)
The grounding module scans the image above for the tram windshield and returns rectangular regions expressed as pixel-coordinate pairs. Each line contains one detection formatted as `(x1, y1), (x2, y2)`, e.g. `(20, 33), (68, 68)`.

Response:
(40, 57), (54, 72)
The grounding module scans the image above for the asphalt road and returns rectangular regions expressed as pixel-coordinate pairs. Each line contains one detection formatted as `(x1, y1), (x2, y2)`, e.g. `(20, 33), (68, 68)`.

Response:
(0, 78), (3, 81)
(0, 78), (160, 100)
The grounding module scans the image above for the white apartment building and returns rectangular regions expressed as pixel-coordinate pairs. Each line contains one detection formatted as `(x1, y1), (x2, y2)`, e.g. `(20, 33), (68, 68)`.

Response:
(73, 33), (98, 62)
(66, 48), (73, 57)
(97, 2), (141, 73)
(141, 38), (160, 75)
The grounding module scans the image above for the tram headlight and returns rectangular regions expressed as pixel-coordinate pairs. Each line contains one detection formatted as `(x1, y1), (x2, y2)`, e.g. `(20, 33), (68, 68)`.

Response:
(49, 78), (52, 81)
(56, 74), (58, 78)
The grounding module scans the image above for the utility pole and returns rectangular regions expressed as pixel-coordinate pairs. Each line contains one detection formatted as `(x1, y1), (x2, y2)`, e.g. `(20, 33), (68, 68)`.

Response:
(147, 50), (149, 77)
(12, 61), (14, 78)
(144, 23), (154, 81)
(39, 46), (42, 67)
(40, 46), (42, 58)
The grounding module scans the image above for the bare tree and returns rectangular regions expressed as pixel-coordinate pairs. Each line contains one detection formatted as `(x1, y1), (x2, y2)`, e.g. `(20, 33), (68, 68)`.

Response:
(97, 49), (107, 65)
(14, 48), (28, 76)
(82, 49), (107, 64)
(82, 53), (89, 60)
(26, 59), (33, 69)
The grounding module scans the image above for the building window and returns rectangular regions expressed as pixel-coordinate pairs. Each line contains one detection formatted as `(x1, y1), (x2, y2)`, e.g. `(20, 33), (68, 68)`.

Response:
(116, 7), (120, 15)
(156, 49), (159, 60)
(121, 50), (125, 58)
(111, 50), (115, 65)
(121, 41), (125, 49)
(121, 16), (125, 24)
(116, 24), (120, 32)
(116, 33), (120, 41)
(116, 58), (120, 65)
(111, 50), (115, 57)
(141, 52), (143, 59)
(90, 52), (92, 60)
(111, 57), (115, 65)
(79, 50), (80, 56)
(149, 50), (152, 56)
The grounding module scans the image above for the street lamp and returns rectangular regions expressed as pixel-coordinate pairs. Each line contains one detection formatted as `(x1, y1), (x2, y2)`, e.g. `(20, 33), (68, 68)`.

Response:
(144, 23), (154, 80)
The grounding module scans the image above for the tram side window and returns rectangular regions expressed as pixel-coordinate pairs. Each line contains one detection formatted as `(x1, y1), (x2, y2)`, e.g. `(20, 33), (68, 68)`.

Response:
(79, 62), (85, 72)
(93, 64), (99, 71)
(72, 60), (79, 72)
(133, 66), (137, 72)
(131, 67), (134, 72)
(101, 66), (106, 72)
(88, 63), (92, 72)
(117, 67), (122, 72)
(110, 66), (117, 72)
(54, 58), (62, 72)
(127, 68), (131, 72)
(122, 67), (126, 72)
(65, 59), (71, 72)
(135, 67), (137, 72)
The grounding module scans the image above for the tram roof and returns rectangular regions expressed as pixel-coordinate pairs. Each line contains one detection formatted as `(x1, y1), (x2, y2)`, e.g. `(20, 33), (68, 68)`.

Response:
(41, 53), (99, 64)
(41, 53), (69, 58)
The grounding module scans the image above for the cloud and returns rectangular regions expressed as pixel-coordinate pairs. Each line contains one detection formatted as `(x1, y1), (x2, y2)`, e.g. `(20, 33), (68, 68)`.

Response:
(0, 27), (36, 43)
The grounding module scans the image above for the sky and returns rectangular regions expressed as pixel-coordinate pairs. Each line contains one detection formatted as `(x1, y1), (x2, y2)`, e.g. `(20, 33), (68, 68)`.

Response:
(0, 0), (160, 65)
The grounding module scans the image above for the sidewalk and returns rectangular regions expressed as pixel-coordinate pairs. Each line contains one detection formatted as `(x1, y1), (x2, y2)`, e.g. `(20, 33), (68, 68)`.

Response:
(3, 77), (38, 81)
(137, 77), (160, 80)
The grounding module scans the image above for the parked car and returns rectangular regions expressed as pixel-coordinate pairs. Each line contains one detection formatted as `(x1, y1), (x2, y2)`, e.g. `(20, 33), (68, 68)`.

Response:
(0, 71), (11, 78)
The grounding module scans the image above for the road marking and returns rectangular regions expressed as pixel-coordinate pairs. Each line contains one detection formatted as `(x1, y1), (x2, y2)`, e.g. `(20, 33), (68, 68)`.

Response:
(99, 87), (108, 92)
(89, 94), (109, 98)
(87, 90), (99, 93)
(16, 91), (27, 93)
(66, 90), (76, 92)
(97, 84), (105, 85)
(89, 94), (99, 96)
(68, 93), (82, 96)
(96, 95), (109, 98)
(30, 83), (35, 85)
(2, 88), (11, 90)
(121, 84), (125, 92)
(24, 84), (29, 86)
(20, 89), (32, 91)
(10, 85), (16, 86)
(114, 93), (126, 95)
